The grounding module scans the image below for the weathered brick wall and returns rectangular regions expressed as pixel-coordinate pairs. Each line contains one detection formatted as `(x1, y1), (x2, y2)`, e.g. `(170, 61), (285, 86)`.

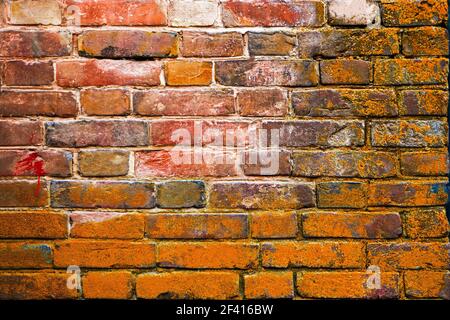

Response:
(0, 0), (449, 300)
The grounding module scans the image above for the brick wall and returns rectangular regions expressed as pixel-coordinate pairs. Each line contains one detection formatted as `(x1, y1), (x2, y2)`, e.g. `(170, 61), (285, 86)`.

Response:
(0, 0), (449, 300)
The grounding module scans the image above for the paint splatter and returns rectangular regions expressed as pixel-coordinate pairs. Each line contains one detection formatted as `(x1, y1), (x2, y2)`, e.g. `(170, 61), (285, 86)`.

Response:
(14, 152), (45, 196)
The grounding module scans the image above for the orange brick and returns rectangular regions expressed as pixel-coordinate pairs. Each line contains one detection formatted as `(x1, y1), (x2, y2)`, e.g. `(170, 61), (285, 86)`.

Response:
(405, 208), (450, 239)
(404, 271), (450, 299)
(400, 152), (448, 176)
(81, 89), (130, 116)
(83, 271), (133, 299)
(165, 61), (212, 86)
(0, 242), (52, 268)
(244, 272), (294, 299)
(0, 181), (48, 207)
(251, 212), (297, 238)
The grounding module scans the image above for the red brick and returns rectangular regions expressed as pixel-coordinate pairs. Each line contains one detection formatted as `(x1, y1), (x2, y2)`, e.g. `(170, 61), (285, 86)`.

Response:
(0, 242), (52, 268)
(0, 211), (67, 239)
(158, 242), (259, 269)
(81, 89), (130, 116)
(402, 27), (449, 56)
(56, 60), (161, 87)
(0, 31), (71, 57)
(0, 120), (42, 146)
(83, 271), (133, 299)
(165, 61), (212, 86)
(237, 88), (288, 117)
(181, 32), (244, 57)
(400, 152), (448, 176)
(404, 271), (450, 299)
(399, 90), (448, 116)
(0, 181), (48, 207)
(381, 0), (448, 26)
(317, 182), (368, 209)
(222, 0), (325, 27)
(54, 240), (156, 268)
(251, 212), (297, 239)
(245, 272), (294, 299)
(2, 61), (54, 86)
(146, 213), (248, 239)
(0, 91), (77, 117)
(70, 212), (145, 239)
(134, 89), (235, 116)
(320, 60), (371, 85)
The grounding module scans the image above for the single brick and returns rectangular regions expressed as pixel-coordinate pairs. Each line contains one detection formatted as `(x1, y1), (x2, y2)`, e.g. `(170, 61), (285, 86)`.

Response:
(181, 32), (244, 57)
(0, 120), (42, 146)
(2, 61), (54, 86)
(404, 271), (450, 299)
(248, 32), (296, 56)
(54, 240), (156, 268)
(320, 60), (371, 85)
(262, 120), (365, 147)
(0, 91), (77, 117)
(0, 211), (67, 239)
(317, 182), (368, 209)
(209, 182), (315, 210)
(302, 212), (402, 239)
(292, 151), (398, 178)
(297, 272), (399, 299)
(51, 181), (155, 209)
(244, 272), (294, 299)
(134, 89), (235, 116)
(262, 242), (364, 268)
(158, 242), (259, 269)
(371, 120), (448, 147)
(156, 181), (205, 209)
(147, 213), (247, 239)
(64, 0), (167, 26)
(237, 88), (288, 117)
(292, 89), (398, 117)
(0, 243), (52, 268)
(79, 31), (178, 58)
(78, 150), (129, 177)
(399, 90), (448, 116)
(10, 0), (62, 25)
(0, 272), (78, 299)
(241, 149), (291, 176)
(46, 120), (148, 147)
(400, 152), (448, 176)
(0, 181), (48, 207)
(0, 31), (71, 57)
(380, 0), (448, 26)
(165, 61), (212, 86)
(251, 212), (297, 239)
(222, 0), (325, 27)
(405, 208), (450, 239)
(70, 212), (145, 239)
(169, 0), (218, 26)
(367, 242), (449, 270)
(83, 271), (133, 299)
(374, 59), (448, 85)
(56, 60), (161, 87)
(81, 89), (130, 116)
(298, 29), (399, 57)
(402, 27), (449, 56)
(328, 0), (380, 26)
(136, 272), (240, 299)
(215, 60), (318, 86)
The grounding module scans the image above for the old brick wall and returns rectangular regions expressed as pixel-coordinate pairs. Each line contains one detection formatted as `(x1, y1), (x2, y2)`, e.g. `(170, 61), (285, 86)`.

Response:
(0, 0), (449, 300)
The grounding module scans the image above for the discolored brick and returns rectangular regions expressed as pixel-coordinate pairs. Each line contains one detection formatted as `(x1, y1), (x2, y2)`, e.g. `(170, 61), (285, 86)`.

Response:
(181, 32), (243, 57)
(0, 31), (71, 57)
(404, 271), (450, 299)
(402, 27), (449, 56)
(165, 61), (212, 86)
(0, 181), (48, 207)
(78, 150), (129, 177)
(320, 60), (371, 85)
(248, 32), (296, 56)
(317, 182), (368, 209)
(380, 0), (448, 26)
(399, 90), (448, 116)
(251, 212), (297, 239)
(404, 208), (449, 239)
(83, 271), (133, 299)
(245, 272), (294, 299)
(0, 121), (42, 146)
(0, 242), (53, 268)
(156, 181), (205, 208)
(400, 152), (448, 176)
(2, 61), (54, 86)
(237, 88), (288, 117)
(81, 89), (130, 116)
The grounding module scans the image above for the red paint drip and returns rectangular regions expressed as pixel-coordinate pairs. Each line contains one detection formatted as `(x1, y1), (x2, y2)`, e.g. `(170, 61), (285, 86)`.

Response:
(14, 152), (46, 197)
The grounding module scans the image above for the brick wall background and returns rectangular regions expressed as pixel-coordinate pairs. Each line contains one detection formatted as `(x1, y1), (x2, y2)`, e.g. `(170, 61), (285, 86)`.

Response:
(0, 0), (449, 300)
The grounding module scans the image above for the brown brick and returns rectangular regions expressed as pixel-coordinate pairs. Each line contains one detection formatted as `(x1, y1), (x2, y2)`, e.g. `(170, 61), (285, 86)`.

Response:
(248, 32), (296, 56)
(215, 60), (318, 86)
(79, 31), (178, 58)
(3, 61), (54, 86)
(245, 272), (294, 299)
(237, 88), (288, 117)
(404, 271), (450, 299)
(81, 89), (130, 116)
(209, 182), (315, 210)
(402, 27), (449, 56)
(374, 58), (448, 85)
(297, 272), (399, 299)
(400, 152), (448, 176)
(78, 150), (129, 177)
(10, 0), (62, 25)
(405, 208), (450, 239)
(368, 242), (449, 270)
(0, 242), (52, 268)
(181, 32), (243, 57)
(0, 181), (48, 207)
(70, 212), (145, 239)
(165, 61), (212, 86)
(317, 182), (368, 209)
(0, 31), (71, 57)
(320, 60), (371, 85)
(251, 212), (297, 239)
(156, 181), (205, 209)
(146, 213), (248, 239)
(399, 90), (448, 116)
(46, 120), (148, 147)
(0, 211), (67, 239)
(136, 272), (240, 299)
(381, 0), (448, 26)
(302, 212), (402, 239)
(241, 149), (291, 176)
(369, 181), (448, 207)
(0, 272), (78, 299)
(262, 241), (364, 268)
(292, 89), (397, 117)
(54, 240), (155, 268)
(0, 120), (42, 146)
(83, 271), (133, 299)
(158, 242), (259, 269)
(51, 180), (155, 209)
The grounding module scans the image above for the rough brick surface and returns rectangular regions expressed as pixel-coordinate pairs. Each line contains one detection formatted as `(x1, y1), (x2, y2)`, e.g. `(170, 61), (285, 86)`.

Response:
(0, 0), (449, 301)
